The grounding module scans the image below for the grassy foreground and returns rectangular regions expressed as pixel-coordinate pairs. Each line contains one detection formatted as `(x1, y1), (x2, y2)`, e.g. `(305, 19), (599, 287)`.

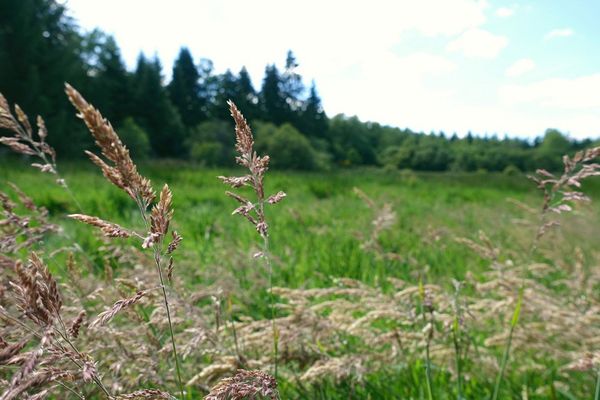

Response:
(1, 159), (600, 399)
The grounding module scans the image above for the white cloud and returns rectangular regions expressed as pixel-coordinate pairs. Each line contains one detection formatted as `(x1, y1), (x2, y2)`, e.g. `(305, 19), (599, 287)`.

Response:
(495, 7), (514, 17)
(499, 73), (600, 110)
(544, 28), (574, 40)
(446, 29), (508, 59)
(505, 58), (535, 77)
(66, 0), (488, 74)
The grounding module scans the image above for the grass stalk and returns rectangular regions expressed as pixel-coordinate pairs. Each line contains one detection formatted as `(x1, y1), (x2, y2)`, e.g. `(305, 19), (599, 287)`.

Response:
(263, 234), (279, 379)
(419, 279), (434, 400)
(492, 289), (523, 400)
(452, 318), (463, 400)
(136, 198), (185, 399)
(595, 369), (600, 400)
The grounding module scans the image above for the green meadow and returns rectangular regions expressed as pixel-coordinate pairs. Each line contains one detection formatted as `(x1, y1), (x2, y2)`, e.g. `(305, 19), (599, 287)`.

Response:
(2, 159), (600, 399)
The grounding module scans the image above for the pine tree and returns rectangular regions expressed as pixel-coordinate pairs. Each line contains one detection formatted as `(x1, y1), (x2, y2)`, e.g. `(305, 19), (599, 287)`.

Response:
(212, 67), (259, 121)
(133, 54), (186, 157)
(83, 31), (132, 126)
(211, 69), (238, 121)
(300, 81), (328, 138)
(168, 47), (204, 127)
(279, 50), (305, 128)
(234, 67), (259, 121)
(0, 0), (90, 155)
(260, 64), (287, 125)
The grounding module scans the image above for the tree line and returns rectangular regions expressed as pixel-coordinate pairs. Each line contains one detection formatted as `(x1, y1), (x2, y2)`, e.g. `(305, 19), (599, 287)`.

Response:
(1, 0), (596, 172)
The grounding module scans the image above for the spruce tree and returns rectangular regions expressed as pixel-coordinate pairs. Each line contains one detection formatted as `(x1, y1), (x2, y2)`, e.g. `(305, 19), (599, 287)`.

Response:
(300, 81), (328, 138)
(168, 47), (204, 127)
(0, 0), (89, 155)
(260, 64), (287, 125)
(280, 50), (304, 119)
(133, 55), (186, 157)
(84, 31), (132, 126)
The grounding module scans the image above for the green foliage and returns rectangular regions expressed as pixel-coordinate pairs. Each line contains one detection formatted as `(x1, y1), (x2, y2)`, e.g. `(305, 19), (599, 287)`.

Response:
(132, 55), (186, 157)
(168, 47), (206, 127)
(186, 120), (234, 166)
(255, 122), (318, 170)
(190, 142), (224, 166)
(118, 117), (151, 159)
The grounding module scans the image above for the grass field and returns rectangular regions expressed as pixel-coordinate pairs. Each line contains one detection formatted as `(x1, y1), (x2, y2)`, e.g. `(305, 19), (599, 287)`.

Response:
(2, 159), (600, 399)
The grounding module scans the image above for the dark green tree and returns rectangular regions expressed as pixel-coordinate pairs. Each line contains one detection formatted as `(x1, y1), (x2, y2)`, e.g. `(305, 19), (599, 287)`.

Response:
(0, 0), (90, 155)
(168, 47), (205, 127)
(300, 81), (328, 138)
(280, 50), (304, 122)
(82, 31), (132, 126)
(132, 54), (186, 157)
(260, 64), (287, 124)
(211, 69), (239, 121)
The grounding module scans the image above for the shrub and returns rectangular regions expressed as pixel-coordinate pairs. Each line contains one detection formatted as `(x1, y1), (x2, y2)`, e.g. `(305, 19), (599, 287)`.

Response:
(190, 141), (224, 166)
(117, 117), (151, 159)
(186, 120), (235, 166)
(256, 122), (317, 170)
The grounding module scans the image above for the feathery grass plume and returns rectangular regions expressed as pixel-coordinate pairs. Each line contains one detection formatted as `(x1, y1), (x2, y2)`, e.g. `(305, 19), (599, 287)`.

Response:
(204, 370), (278, 400)
(65, 84), (184, 397)
(219, 100), (285, 238)
(0, 93), (87, 213)
(353, 187), (397, 259)
(11, 253), (62, 326)
(68, 214), (132, 238)
(220, 101), (286, 378)
(65, 83), (155, 209)
(529, 146), (600, 245)
(2, 255), (113, 399)
(91, 290), (148, 327)
(68, 311), (86, 339)
(0, 93), (57, 176)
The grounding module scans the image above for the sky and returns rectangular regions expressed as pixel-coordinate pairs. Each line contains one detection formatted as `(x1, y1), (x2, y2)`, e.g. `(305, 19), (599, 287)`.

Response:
(64, 0), (600, 139)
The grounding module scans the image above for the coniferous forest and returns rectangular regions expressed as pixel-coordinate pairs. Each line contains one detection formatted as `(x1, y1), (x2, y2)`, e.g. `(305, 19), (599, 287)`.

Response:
(1, 0), (596, 172)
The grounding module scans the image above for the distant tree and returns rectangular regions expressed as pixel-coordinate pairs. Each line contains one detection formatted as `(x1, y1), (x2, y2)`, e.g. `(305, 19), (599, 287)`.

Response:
(168, 47), (205, 127)
(211, 68), (259, 121)
(534, 128), (573, 170)
(0, 0), (90, 155)
(256, 122), (317, 170)
(83, 31), (132, 126)
(280, 50), (304, 121)
(233, 67), (260, 121)
(260, 64), (287, 124)
(300, 81), (328, 138)
(118, 117), (151, 159)
(132, 55), (186, 157)
(328, 115), (377, 166)
(211, 69), (238, 121)
(186, 119), (235, 165)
